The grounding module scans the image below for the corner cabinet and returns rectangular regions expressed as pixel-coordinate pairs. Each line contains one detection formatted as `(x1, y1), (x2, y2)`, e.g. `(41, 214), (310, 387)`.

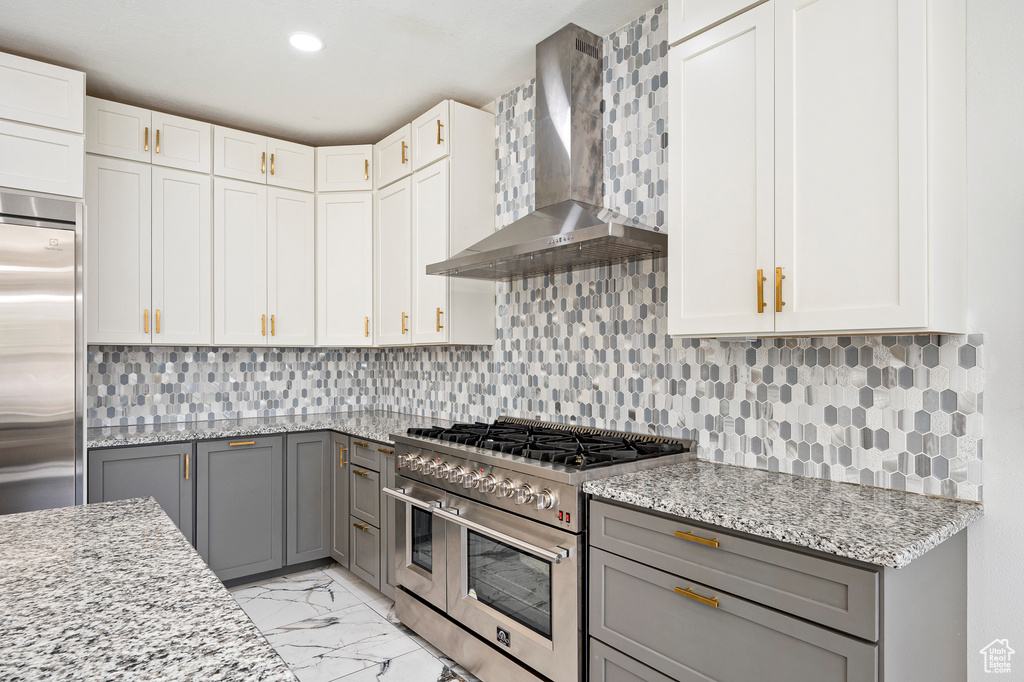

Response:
(667, 0), (967, 338)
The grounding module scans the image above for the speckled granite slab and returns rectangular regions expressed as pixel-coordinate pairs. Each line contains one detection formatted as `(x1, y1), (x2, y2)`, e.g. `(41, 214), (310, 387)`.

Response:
(584, 461), (983, 569)
(87, 410), (454, 449)
(0, 497), (295, 681)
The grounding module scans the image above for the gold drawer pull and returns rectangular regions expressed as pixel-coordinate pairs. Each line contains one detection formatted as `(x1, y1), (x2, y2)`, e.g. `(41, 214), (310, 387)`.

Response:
(261, 151), (266, 174)
(675, 586), (719, 608)
(339, 444), (348, 468)
(437, 119), (444, 144)
(436, 307), (444, 332)
(775, 266), (786, 312)
(353, 522), (369, 531)
(144, 127), (149, 152)
(229, 441), (255, 447)
(270, 153), (275, 175)
(364, 159), (369, 180)
(353, 441), (369, 448)
(401, 141), (408, 164)
(144, 308), (149, 334)
(365, 316), (370, 338)
(354, 469), (369, 477)
(757, 268), (767, 314)
(378, 448), (394, 455)
(675, 530), (719, 548)
(184, 453), (189, 480)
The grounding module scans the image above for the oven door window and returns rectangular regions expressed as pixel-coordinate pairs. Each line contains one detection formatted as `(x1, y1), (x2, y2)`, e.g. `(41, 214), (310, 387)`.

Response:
(411, 506), (433, 572)
(466, 530), (552, 639)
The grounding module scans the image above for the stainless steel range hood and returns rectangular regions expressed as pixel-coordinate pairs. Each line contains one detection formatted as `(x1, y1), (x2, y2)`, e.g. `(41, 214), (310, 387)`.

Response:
(426, 24), (666, 281)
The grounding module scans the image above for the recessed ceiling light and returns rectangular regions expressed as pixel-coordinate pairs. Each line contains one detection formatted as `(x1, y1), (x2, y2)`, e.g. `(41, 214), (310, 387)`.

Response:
(289, 32), (324, 53)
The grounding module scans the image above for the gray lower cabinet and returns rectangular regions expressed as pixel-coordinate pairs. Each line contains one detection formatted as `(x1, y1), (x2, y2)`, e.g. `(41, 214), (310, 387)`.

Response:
(350, 465), (380, 527)
(350, 518), (380, 586)
(378, 445), (396, 600)
(197, 436), (284, 581)
(286, 432), (332, 565)
(330, 433), (351, 569)
(88, 443), (194, 544)
(590, 638), (675, 682)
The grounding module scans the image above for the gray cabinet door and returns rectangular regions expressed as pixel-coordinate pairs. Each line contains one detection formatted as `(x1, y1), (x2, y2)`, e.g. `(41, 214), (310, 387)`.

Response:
(589, 638), (675, 682)
(379, 448), (396, 600)
(331, 433), (351, 568)
(350, 466), (380, 526)
(286, 431), (331, 565)
(350, 519), (380, 588)
(88, 443), (194, 544)
(197, 436), (284, 581)
(590, 548), (877, 682)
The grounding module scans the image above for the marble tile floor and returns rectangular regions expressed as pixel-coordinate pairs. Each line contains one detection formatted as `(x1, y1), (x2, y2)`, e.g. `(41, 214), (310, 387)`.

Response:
(229, 564), (482, 682)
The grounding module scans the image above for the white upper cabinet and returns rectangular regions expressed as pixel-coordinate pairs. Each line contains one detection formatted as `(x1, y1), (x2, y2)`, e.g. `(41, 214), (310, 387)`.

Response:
(374, 177), (413, 345)
(0, 119), (84, 197)
(213, 126), (313, 191)
(668, 3), (775, 337)
(668, 0), (765, 46)
(316, 192), (373, 347)
(150, 111), (211, 173)
(316, 145), (372, 192)
(411, 101), (450, 171)
(214, 126), (267, 184)
(85, 155), (152, 344)
(151, 167), (212, 344)
(667, 0), (966, 338)
(267, 187), (315, 346)
(86, 98), (152, 163)
(213, 178), (269, 346)
(410, 161), (450, 344)
(0, 51), (85, 133)
(266, 138), (315, 192)
(374, 124), (412, 189)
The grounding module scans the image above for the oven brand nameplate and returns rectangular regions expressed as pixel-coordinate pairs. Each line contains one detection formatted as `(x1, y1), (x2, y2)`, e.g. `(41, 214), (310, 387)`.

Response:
(497, 626), (511, 647)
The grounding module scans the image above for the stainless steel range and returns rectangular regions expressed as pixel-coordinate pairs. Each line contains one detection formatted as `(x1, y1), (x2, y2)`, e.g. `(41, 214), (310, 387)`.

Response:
(385, 417), (695, 682)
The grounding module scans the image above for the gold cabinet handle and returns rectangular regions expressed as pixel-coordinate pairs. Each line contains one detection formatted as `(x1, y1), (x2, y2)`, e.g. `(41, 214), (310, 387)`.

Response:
(437, 120), (444, 144)
(675, 530), (720, 548)
(364, 159), (369, 180)
(271, 314), (275, 336)
(757, 269), (767, 314)
(339, 444), (348, 468)
(155, 129), (160, 154)
(401, 312), (408, 334)
(436, 307), (444, 332)
(262, 314), (266, 336)
(261, 151), (266, 174)
(229, 441), (255, 447)
(184, 453), (189, 480)
(353, 522), (369, 531)
(354, 469), (369, 477)
(144, 309), (149, 334)
(155, 309), (161, 334)
(270, 153), (275, 176)
(144, 127), (149, 152)
(353, 441), (369, 448)
(364, 316), (369, 338)
(775, 267), (786, 313)
(378, 447), (394, 455)
(401, 141), (408, 164)
(675, 586), (719, 608)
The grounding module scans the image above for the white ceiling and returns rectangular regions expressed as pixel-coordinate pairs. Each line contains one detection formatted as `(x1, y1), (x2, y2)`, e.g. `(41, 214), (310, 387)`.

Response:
(0, 0), (657, 146)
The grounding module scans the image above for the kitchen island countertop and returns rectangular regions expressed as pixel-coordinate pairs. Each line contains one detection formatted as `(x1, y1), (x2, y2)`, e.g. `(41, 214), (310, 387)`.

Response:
(584, 460), (983, 569)
(0, 497), (295, 681)
(87, 410), (453, 449)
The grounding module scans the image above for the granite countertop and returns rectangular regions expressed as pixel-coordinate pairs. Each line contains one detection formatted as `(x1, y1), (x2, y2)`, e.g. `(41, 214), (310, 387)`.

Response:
(583, 460), (984, 569)
(0, 497), (294, 681)
(87, 410), (453, 449)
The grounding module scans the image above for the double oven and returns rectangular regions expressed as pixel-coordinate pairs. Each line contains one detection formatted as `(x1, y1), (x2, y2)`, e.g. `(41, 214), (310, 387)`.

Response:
(384, 467), (584, 682)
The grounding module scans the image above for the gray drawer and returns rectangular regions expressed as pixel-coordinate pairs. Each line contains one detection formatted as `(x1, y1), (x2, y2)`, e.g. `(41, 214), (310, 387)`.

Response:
(590, 638), (675, 682)
(350, 519), (380, 589)
(591, 500), (879, 641)
(350, 466), (380, 526)
(349, 439), (382, 470)
(590, 548), (877, 682)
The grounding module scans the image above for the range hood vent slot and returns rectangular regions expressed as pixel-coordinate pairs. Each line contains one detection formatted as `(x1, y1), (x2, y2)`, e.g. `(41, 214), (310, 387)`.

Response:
(575, 38), (600, 59)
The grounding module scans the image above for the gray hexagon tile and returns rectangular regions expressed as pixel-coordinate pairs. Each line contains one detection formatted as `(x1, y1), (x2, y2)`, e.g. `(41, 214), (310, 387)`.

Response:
(87, 3), (984, 502)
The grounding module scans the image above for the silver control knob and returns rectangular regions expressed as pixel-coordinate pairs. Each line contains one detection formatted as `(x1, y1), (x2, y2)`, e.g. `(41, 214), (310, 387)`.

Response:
(420, 459), (436, 476)
(479, 474), (497, 493)
(434, 462), (451, 479)
(496, 478), (516, 498)
(514, 485), (535, 506)
(449, 466), (467, 484)
(463, 470), (481, 489)
(398, 454), (414, 468)
(535, 489), (557, 511)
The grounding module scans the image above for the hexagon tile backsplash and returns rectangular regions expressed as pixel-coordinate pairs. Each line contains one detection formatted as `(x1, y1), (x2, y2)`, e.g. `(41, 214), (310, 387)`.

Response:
(86, 4), (984, 501)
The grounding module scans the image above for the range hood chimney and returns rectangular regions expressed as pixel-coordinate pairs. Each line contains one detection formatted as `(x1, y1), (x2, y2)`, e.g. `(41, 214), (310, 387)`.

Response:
(426, 24), (667, 281)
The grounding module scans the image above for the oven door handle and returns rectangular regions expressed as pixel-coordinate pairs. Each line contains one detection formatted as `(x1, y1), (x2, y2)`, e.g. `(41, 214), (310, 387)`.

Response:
(433, 507), (570, 564)
(382, 486), (443, 511)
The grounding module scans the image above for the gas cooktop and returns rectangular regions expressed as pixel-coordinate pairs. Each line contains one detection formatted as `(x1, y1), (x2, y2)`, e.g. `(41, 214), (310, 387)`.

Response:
(407, 419), (691, 471)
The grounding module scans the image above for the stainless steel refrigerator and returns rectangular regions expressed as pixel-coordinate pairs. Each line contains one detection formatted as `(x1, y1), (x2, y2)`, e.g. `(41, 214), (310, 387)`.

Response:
(0, 189), (84, 514)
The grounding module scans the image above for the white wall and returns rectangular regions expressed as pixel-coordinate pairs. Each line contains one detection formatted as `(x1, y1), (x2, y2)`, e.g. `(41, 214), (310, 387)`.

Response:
(966, 0), (1024, 677)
